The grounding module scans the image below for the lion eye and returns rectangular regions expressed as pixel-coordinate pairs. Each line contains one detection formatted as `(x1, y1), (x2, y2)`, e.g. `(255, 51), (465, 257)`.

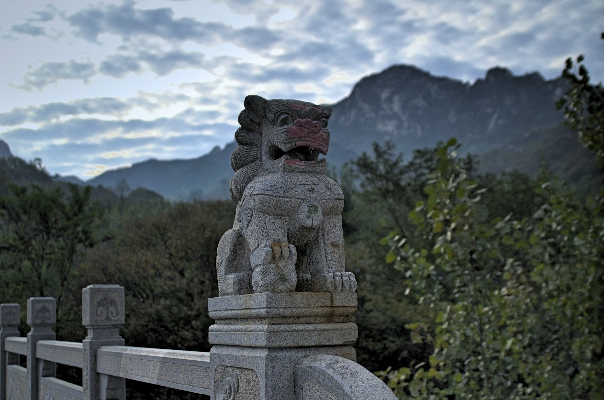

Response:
(276, 113), (292, 127)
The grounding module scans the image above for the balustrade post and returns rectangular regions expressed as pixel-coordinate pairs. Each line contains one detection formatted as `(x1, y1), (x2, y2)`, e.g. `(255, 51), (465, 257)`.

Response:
(26, 297), (56, 400)
(0, 304), (21, 400)
(82, 285), (126, 400)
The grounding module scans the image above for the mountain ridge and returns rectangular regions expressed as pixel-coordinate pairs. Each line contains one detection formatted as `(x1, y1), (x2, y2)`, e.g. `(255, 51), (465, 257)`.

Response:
(0, 140), (12, 159)
(327, 64), (567, 156)
(12, 63), (598, 200)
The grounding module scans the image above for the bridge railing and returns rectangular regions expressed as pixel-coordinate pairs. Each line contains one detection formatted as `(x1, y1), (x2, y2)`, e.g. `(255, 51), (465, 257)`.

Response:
(0, 285), (212, 400)
(1, 285), (396, 400)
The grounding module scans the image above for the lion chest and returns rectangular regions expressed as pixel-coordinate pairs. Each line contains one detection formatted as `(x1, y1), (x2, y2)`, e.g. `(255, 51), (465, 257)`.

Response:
(241, 173), (344, 220)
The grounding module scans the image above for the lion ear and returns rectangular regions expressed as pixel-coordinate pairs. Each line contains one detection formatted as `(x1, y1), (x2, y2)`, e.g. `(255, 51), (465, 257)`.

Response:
(244, 95), (268, 115)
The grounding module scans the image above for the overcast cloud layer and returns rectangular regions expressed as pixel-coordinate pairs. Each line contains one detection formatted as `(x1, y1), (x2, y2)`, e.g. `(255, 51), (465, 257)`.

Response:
(1, 0), (602, 179)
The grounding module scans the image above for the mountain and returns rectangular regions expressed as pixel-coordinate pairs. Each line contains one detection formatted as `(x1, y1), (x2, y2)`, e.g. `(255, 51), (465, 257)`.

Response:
(85, 64), (598, 200)
(88, 142), (236, 200)
(54, 175), (86, 185)
(327, 65), (567, 156)
(0, 140), (12, 158)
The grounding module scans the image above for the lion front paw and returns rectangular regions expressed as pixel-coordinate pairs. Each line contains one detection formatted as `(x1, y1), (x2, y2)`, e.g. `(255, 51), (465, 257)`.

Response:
(333, 272), (357, 292)
(311, 271), (357, 293)
(250, 242), (297, 293)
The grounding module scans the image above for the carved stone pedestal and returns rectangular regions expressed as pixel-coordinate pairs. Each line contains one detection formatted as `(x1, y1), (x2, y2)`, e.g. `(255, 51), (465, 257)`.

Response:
(208, 292), (357, 400)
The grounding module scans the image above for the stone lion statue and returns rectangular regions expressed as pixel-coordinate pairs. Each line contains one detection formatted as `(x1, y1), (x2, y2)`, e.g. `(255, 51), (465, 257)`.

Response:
(216, 95), (356, 296)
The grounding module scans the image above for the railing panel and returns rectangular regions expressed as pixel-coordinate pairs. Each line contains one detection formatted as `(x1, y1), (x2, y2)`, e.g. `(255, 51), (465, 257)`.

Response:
(37, 340), (83, 368)
(5, 337), (27, 356)
(6, 365), (27, 400)
(40, 377), (84, 400)
(97, 346), (212, 395)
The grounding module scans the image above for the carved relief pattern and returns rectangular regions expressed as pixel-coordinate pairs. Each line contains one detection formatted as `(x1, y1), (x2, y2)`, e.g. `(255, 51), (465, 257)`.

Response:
(1, 306), (18, 325)
(214, 369), (238, 400)
(93, 291), (120, 322)
(214, 366), (259, 400)
(33, 302), (54, 324)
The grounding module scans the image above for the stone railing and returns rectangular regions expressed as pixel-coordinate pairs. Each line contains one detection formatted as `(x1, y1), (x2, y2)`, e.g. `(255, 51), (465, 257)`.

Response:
(1, 285), (395, 399)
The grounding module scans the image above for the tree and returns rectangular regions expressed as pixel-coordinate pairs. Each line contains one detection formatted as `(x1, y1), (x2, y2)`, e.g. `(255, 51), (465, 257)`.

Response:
(113, 178), (131, 198)
(343, 142), (548, 374)
(556, 55), (604, 168)
(0, 183), (102, 318)
(60, 200), (235, 400)
(348, 141), (477, 243)
(0, 156), (52, 195)
(377, 139), (603, 399)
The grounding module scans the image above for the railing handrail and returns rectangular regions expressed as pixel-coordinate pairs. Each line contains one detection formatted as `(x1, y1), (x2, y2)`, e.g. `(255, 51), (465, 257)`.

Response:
(96, 345), (212, 396)
(4, 336), (27, 356)
(36, 340), (83, 368)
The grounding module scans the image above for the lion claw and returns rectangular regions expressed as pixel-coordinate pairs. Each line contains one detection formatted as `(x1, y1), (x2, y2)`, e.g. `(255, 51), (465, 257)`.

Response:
(251, 242), (297, 293)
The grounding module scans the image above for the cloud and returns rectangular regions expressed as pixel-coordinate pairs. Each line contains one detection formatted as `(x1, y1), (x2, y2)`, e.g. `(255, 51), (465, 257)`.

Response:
(101, 48), (206, 77)
(2, 110), (227, 147)
(0, 99), (137, 126)
(66, 1), (279, 49)
(67, 1), (230, 44)
(9, 4), (59, 37)
(13, 46), (208, 89)
(14, 60), (96, 91)
(98, 54), (143, 78)
(31, 5), (59, 23)
(0, 92), (193, 126)
(11, 23), (46, 36)
(1, 113), (234, 177)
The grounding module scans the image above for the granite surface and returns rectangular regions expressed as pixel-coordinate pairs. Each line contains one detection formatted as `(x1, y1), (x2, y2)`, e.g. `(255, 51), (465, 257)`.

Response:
(217, 95), (357, 296)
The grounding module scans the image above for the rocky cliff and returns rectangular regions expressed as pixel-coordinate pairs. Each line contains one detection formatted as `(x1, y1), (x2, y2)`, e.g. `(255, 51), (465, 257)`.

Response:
(85, 64), (596, 200)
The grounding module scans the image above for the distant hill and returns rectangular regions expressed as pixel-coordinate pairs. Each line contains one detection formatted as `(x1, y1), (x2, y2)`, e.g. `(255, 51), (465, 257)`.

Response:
(83, 64), (598, 200)
(0, 140), (12, 159)
(54, 175), (86, 185)
(87, 142), (236, 201)
(0, 151), (164, 204)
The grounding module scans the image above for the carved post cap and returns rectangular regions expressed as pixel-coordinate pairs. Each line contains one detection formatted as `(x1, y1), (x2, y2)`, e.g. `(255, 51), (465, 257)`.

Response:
(0, 303), (20, 327)
(82, 285), (125, 327)
(27, 297), (56, 326)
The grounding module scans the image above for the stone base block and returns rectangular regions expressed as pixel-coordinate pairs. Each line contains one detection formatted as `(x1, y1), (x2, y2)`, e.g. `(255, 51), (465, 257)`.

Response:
(210, 345), (356, 400)
(209, 322), (357, 348)
(208, 292), (359, 399)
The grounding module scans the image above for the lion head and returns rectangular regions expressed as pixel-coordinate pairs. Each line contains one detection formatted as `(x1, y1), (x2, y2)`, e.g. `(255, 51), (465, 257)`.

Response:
(229, 95), (332, 202)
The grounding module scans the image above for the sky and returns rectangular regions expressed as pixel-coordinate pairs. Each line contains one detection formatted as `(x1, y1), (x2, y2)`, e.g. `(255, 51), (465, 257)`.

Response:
(0, 0), (602, 180)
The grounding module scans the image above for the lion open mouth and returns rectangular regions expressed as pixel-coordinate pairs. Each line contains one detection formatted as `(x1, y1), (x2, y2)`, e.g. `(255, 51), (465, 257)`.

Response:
(268, 144), (322, 162)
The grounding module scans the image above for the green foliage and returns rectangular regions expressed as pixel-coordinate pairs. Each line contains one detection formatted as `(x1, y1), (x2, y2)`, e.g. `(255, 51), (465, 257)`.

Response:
(343, 141), (550, 375)
(347, 141), (476, 244)
(377, 140), (603, 399)
(0, 183), (102, 321)
(95, 193), (172, 242)
(556, 55), (604, 167)
(346, 241), (433, 372)
(0, 156), (52, 194)
(127, 187), (164, 202)
(60, 200), (235, 400)
(337, 144), (460, 372)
